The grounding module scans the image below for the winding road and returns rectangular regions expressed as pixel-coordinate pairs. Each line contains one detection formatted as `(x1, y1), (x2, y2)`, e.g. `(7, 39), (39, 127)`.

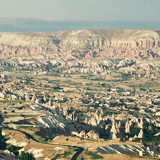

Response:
(19, 129), (85, 160)
(0, 113), (85, 160)
(71, 147), (84, 160)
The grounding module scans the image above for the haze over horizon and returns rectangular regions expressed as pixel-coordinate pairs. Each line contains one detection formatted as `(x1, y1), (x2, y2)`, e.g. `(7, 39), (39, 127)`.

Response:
(0, 0), (160, 32)
(0, 0), (160, 21)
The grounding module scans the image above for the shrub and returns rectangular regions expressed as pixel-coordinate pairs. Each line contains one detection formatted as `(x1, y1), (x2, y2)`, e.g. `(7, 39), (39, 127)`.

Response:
(18, 151), (35, 160)
(6, 144), (22, 156)
(11, 110), (15, 113)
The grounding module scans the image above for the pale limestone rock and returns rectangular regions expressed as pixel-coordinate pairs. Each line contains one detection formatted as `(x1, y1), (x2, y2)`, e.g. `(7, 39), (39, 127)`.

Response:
(139, 151), (143, 156)
(63, 108), (68, 117)
(138, 118), (144, 129)
(43, 95), (47, 102)
(35, 98), (40, 104)
(138, 129), (143, 138)
(48, 98), (53, 106)
(66, 110), (77, 121)
(85, 117), (89, 124)
(25, 94), (30, 101)
(31, 93), (37, 103)
(89, 117), (97, 126)
(72, 131), (79, 137)
(118, 121), (121, 128)
(116, 122), (120, 133)
(86, 130), (99, 140)
(79, 130), (86, 138)
(125, 119), (130, 133)
(134, 134), (138, 139)
(109, 114), (118, 139)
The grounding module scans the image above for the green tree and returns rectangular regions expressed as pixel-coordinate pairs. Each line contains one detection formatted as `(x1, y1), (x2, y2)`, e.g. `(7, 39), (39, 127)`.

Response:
(18, 151), (35, 160)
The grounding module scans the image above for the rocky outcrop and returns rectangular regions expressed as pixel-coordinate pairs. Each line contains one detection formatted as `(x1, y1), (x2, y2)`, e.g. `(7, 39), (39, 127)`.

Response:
(88, 109), (104, 126)
(25, 94), (30, 101)
(138, 129), (143, 139)
(86, 130), (99, 140)
(125, 119), (130, 134)
(79, 130), (86, 138)
(37, 115), (66, 129)
(64, 110), (78, 121)
(31, 93), (37, 103)
(138, 118), (144, 129)
(109, 114), (118, 139)
(73, 130), (99, 140)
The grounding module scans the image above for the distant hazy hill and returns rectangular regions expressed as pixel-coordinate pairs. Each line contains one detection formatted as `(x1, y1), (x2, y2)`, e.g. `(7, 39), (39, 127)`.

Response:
(0, 17), (160, 32)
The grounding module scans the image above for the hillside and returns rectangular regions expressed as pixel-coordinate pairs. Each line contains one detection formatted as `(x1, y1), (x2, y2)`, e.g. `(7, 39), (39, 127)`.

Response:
(0, 29), (160, 60)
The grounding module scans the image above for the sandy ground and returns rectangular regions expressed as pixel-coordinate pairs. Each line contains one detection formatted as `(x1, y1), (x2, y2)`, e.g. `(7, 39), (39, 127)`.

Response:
(52, 135), (141, 151)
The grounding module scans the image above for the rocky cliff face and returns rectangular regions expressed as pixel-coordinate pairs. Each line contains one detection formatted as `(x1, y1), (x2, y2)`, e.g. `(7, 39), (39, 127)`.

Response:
(0, 29), (160, 60)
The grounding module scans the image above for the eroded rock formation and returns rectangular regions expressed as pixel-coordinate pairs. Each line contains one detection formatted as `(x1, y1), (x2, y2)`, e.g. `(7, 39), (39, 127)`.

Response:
(1, 29), (160, 60)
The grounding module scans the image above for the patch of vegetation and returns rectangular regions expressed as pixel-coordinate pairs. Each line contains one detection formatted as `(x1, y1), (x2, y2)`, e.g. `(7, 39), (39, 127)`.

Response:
(31, 134), (46, 142)
(2, 125), (14, 130)
(18, 151), (35, 160)
(6, 144), (22, 156)
(21, 67), (31, 71)
(121, 73), (132, 80)
(4, 66), (14, 71)
(62, 151), (72, 158)
(140, 88), (147, 91)
(90, 103), (99, 109)
(52, 84), (62, 91)
(82, 99), (90, 104)
(52, 151), (72, 160)
(92, 78), (105, 81)
(0, 99), (24, 104)
(128, 127), (140, 138)
(68, 146), (78, 152)
(143, 123), (160, 144)
(86, 151), (104, 159)
(58, 97), (68, 103)
(110, 101), (125, 107)
(101, 83), (111, 88)
(103, 109), (119, 115)
(46, 64), (57, 69)
(18, 106), (24, 110)
(11, 110), (15, 113)
(52, 154), (62, 160)
(16, 126), (39, 132)
(49, 73), (61, 77)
